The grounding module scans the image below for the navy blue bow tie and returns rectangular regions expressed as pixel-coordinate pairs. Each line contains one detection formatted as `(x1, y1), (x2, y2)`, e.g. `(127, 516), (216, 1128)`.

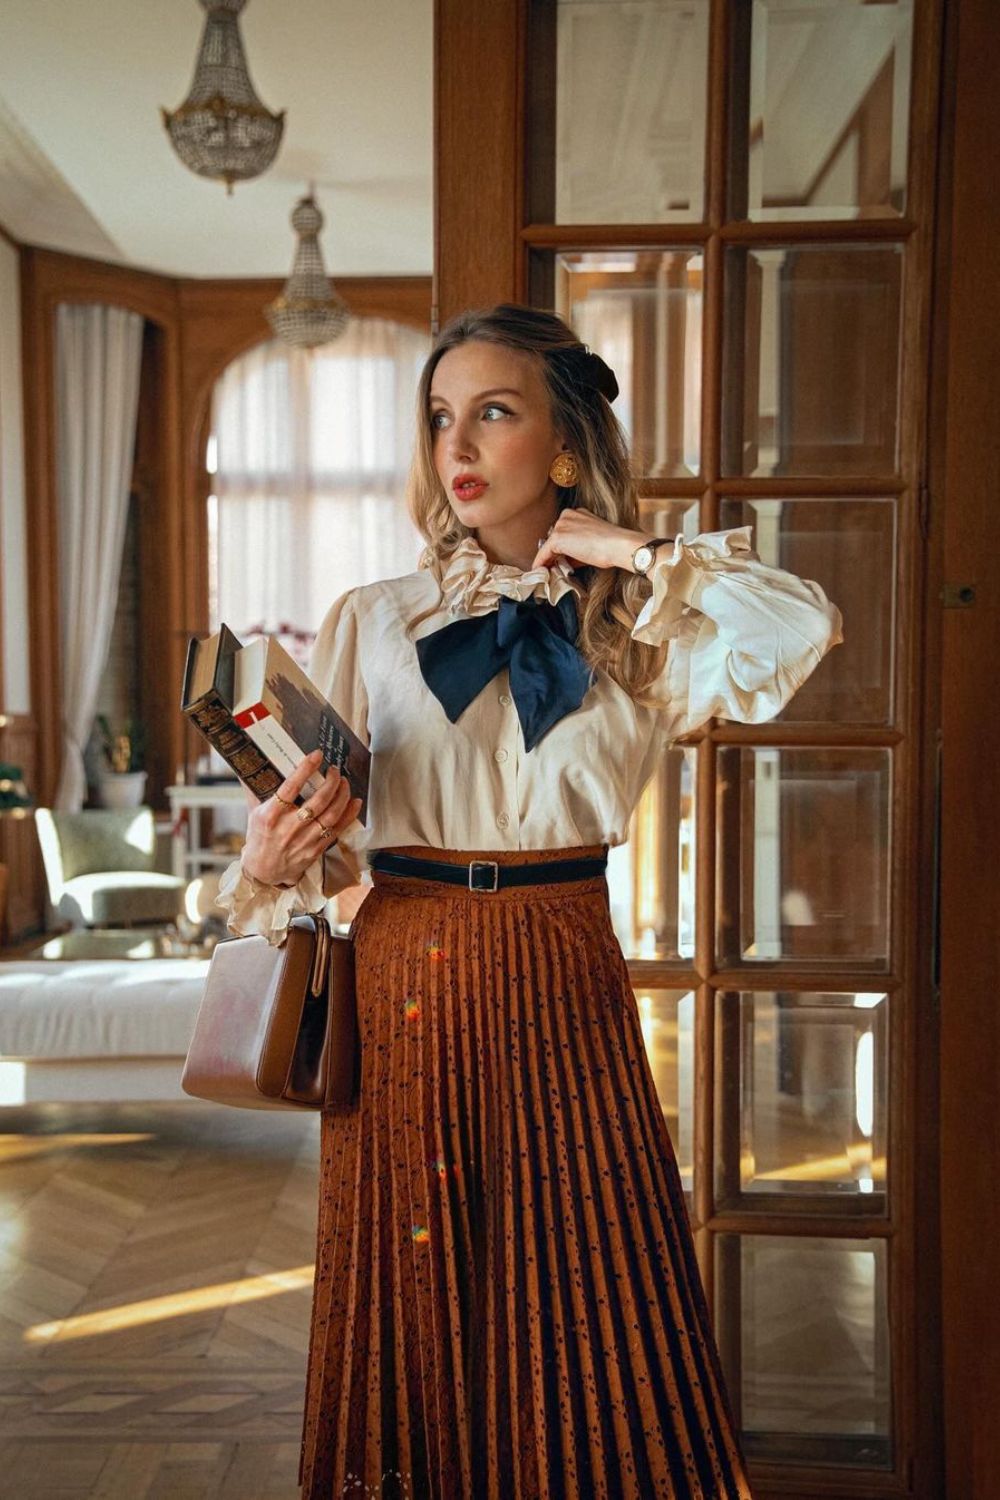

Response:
(414, 591), (596, 752)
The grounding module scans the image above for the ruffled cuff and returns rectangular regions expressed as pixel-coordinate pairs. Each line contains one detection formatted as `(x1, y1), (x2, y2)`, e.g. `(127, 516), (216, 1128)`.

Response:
(630, 526), (754, 647)
(322, 815), (367, 897)
(628, 523), (844, 735)
(215, 855), (328, 947)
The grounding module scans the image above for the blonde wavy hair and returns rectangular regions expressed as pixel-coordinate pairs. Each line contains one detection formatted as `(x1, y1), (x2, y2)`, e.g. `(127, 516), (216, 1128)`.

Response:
(403, 303), (669, 707)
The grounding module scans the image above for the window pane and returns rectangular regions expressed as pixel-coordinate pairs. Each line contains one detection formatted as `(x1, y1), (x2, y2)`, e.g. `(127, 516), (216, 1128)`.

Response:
(633, 986), (696, 1190)
(541, 0), (710, 224)
(718, 497), (896, 725)
(731, 0), (914, 222)
(209, 328), (429, 640)
(715, 990), (888, 1203)
(716, 748), (891, 967)
(553, 250), (703, 477)
(722, 244), (902, 477)
(715, 1234), (892, 1467)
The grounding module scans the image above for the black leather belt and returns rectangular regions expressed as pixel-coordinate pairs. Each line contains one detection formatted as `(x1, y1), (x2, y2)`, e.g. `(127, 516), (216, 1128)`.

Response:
(369, 850), (608, 892)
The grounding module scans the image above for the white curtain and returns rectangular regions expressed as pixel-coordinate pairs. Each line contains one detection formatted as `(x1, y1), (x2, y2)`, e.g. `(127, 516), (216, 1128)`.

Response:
(54, 303), (145, 811)
(210, 318), (430, 653)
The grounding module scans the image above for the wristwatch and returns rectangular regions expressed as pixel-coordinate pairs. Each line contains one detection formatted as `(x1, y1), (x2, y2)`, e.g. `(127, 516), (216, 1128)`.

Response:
(630, 536), (674, 576)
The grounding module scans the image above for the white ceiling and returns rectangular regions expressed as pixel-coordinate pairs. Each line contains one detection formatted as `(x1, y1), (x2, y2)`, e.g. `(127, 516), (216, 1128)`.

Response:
(0, 0), (433, 278)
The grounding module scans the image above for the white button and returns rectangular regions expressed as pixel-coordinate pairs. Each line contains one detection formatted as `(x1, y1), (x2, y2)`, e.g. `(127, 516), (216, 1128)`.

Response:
(496, 811), (510, 829)
(494, 748), (508, 763)
(499, 692), (511, 705)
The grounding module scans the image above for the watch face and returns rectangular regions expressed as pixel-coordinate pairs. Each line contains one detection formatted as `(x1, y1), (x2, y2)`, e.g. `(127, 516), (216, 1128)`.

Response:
(634, 545), (654, 572)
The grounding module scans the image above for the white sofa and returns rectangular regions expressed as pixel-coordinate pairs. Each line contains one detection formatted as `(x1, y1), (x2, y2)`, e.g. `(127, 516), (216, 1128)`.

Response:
(0, 958), (208, 1105)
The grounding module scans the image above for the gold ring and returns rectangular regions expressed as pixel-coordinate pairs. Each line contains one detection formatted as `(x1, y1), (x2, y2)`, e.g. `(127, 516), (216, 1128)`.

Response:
(296, 806), (316, 823)
(318, 823), (336, 839)
(273, 792), (294, 807)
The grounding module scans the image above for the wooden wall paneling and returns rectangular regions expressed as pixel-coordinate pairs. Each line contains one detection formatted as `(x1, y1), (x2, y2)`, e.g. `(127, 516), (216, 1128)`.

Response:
(133, 321), (180, 808)
(0, 714), (42, 942)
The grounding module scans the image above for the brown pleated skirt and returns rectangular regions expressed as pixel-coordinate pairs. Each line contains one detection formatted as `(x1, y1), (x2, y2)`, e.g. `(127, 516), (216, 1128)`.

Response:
(298, 844), (754, 1500)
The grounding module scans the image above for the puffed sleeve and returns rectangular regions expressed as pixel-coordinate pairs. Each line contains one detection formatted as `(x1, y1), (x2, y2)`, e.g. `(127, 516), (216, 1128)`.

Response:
(631, 524), (844, 738)
(215, 587), (371, 944)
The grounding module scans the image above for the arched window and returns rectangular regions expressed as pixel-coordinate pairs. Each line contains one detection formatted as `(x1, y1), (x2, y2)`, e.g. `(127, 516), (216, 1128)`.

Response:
(207, 316), (430, 663)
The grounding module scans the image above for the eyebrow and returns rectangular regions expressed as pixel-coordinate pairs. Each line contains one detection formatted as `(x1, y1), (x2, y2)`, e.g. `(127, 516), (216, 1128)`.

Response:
(428, 387), (523, 406)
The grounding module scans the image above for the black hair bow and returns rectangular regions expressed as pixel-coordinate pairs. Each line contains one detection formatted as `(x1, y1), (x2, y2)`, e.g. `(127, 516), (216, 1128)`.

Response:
(414, 592), (596, 752)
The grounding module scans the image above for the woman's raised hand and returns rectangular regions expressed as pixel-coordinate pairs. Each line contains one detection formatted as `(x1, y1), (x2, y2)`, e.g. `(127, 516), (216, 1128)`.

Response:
(530, 506), (655, 574)
(241, 749), (363, 888)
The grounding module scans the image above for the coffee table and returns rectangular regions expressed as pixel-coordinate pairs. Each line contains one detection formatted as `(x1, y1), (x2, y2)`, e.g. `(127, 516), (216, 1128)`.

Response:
(22, 927), (218, 962)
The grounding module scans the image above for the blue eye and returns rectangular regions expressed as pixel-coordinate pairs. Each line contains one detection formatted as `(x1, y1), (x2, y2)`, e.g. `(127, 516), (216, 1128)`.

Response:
(430, 404), (510, 430)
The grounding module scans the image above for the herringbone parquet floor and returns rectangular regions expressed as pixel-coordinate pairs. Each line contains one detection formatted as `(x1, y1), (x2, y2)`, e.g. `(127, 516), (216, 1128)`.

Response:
(0, 1102), (321, 1499)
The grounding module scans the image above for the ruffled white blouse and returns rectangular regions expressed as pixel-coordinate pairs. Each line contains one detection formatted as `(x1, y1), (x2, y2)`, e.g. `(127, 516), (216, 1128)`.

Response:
(216, 525), (844, 943)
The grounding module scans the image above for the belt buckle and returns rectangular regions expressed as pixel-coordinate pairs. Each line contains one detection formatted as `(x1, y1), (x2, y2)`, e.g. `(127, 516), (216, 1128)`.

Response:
(468, 859), (500, 892)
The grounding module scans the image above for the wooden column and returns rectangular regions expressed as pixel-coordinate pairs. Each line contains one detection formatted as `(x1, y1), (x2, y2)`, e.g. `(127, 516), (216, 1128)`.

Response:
(434, 0), (524, 326)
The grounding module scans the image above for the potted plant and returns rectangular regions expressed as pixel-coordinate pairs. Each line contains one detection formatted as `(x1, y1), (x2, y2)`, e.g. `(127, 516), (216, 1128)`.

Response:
(94, 715), (148, 809)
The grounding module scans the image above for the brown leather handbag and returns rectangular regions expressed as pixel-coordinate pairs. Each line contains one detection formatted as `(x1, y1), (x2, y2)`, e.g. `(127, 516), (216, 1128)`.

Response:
(181, 913), (359, 1110)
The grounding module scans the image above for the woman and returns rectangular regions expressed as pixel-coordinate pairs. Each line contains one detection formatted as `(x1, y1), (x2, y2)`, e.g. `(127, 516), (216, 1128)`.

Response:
(217, 304), (843, 1499)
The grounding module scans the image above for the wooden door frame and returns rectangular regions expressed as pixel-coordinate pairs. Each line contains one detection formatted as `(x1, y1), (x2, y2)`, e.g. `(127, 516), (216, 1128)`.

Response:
(433, 0), (981, 1495)
(932, 0), (1000, 1493)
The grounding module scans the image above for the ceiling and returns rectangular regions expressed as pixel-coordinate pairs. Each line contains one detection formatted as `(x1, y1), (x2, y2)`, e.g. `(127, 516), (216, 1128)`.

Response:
(0, 0), (433, 279)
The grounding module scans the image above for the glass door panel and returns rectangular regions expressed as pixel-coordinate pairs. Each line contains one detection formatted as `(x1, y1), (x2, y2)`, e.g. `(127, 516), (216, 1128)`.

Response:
(714, 989), (889, 1206)
(632, 985), (697, 1191)
(729, 0), (915, 223)
(533, 0), (711, 224)
(607, 743), (698, 961)
(716, 747), (892, 968)
(550, 249), (704, 476)
(718, 497), (897, 725)
(722, 243), (903, 477)
(715, 1233), (893, 1468)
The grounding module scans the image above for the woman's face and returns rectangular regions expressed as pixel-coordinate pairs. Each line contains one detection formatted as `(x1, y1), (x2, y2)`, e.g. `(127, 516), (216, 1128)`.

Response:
(428, 341), (567, 533)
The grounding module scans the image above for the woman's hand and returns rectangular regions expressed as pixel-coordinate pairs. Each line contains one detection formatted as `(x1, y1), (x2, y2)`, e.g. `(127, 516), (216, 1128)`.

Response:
(241, 750), (362, 888)
(530, 508), (659, 573)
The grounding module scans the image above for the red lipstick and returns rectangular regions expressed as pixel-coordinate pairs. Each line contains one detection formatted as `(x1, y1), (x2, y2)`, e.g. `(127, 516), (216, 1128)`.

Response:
(452, 473), (488, 502)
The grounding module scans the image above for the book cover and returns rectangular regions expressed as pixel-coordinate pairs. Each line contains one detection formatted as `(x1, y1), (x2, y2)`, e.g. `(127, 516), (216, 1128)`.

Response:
(182, 627), (371, 823)
(232, 635), (370, 822)
(181, 627), (286, 801)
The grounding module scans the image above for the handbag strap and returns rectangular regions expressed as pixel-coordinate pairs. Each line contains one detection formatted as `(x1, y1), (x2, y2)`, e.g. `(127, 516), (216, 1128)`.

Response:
(308, 916), (331, 996)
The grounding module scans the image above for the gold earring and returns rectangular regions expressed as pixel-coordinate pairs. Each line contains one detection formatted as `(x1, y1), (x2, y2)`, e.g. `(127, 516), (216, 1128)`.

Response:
(549, 452), (579, 488)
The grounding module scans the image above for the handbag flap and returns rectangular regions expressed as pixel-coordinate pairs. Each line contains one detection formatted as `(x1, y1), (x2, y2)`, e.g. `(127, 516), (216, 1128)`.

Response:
(182, 916), (317, 1103)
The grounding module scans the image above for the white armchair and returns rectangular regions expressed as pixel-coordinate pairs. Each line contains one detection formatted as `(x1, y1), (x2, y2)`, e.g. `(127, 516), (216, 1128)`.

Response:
(35, 806), (186, 929)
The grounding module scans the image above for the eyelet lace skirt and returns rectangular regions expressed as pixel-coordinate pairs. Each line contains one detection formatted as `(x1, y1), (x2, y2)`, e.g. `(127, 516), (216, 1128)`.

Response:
(298, 844), (754, 1500)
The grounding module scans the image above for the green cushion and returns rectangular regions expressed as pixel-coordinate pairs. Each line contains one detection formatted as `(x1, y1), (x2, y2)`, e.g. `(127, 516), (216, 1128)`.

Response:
(49, 808), (156, 881)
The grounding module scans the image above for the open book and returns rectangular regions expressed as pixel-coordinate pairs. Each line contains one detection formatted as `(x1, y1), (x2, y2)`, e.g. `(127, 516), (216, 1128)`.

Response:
(181, 624), (370, 822)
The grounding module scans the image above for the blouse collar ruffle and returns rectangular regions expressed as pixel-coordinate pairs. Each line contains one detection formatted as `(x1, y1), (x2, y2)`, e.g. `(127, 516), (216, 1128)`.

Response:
(418, 535), (585, 619)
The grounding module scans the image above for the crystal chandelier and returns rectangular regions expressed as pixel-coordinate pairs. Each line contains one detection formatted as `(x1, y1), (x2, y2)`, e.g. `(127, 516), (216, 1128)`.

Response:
(162, 0), (284, 195)
(266, 192), (350, 349)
